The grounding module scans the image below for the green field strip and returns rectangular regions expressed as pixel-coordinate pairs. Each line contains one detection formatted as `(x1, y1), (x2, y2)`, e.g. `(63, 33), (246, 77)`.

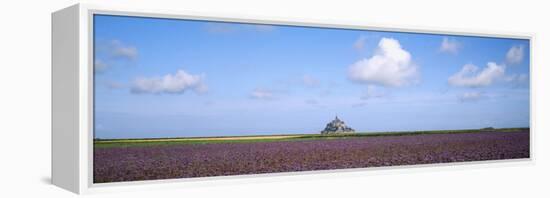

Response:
(94, 128), (529, 148)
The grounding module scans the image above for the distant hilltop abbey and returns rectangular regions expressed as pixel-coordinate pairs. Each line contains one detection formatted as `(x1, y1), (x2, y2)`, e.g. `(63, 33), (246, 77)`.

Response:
(321, 115), (355, 134)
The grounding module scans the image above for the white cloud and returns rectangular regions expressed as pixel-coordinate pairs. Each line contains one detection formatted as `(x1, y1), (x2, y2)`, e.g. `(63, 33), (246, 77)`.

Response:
(250, 88), (275, 100)
(131, 69), (207, 94)
(458, 91), (484, 102)
(94, 59), (108, 73)
(110, 40), (138, 60)
(448, 62), (505, 87)
(504, 73), (529, 84)
(94, 40), (137, 73)
(302, 75), (320, 87)
(439, 37), (460, 54)
(348, 37), (418, 87)
(506, 45), (524, 65)
(353, 35), (367, 50)
(105, 81), (125, 89)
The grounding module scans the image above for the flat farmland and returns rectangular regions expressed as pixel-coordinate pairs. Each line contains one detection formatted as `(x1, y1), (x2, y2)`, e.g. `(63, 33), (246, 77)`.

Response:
(93, 128), (530, 183)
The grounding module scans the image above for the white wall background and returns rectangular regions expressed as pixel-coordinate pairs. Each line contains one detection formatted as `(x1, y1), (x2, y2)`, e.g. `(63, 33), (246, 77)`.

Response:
(0, 0), (548, 197)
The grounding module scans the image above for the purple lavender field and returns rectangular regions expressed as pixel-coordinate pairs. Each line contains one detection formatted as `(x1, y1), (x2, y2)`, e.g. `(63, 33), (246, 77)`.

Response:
(94, 130), (529, 183)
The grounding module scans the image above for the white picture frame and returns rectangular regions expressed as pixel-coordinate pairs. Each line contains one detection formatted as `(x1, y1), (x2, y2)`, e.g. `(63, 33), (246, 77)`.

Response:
(52, 3), (534, 194)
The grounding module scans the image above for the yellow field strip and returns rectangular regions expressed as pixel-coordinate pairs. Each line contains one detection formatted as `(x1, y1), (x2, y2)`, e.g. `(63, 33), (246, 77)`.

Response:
(95, 135), (303, 143)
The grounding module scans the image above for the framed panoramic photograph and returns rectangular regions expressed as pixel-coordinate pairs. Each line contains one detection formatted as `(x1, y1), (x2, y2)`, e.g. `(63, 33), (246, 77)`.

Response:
(52, 4), (532, 194)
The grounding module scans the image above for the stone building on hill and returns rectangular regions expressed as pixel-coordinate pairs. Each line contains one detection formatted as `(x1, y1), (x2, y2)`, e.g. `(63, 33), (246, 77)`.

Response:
(321, 116), (355, 134)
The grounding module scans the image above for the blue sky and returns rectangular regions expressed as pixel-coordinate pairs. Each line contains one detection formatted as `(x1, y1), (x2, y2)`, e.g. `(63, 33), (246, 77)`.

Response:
(93, 15), (530, 139)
